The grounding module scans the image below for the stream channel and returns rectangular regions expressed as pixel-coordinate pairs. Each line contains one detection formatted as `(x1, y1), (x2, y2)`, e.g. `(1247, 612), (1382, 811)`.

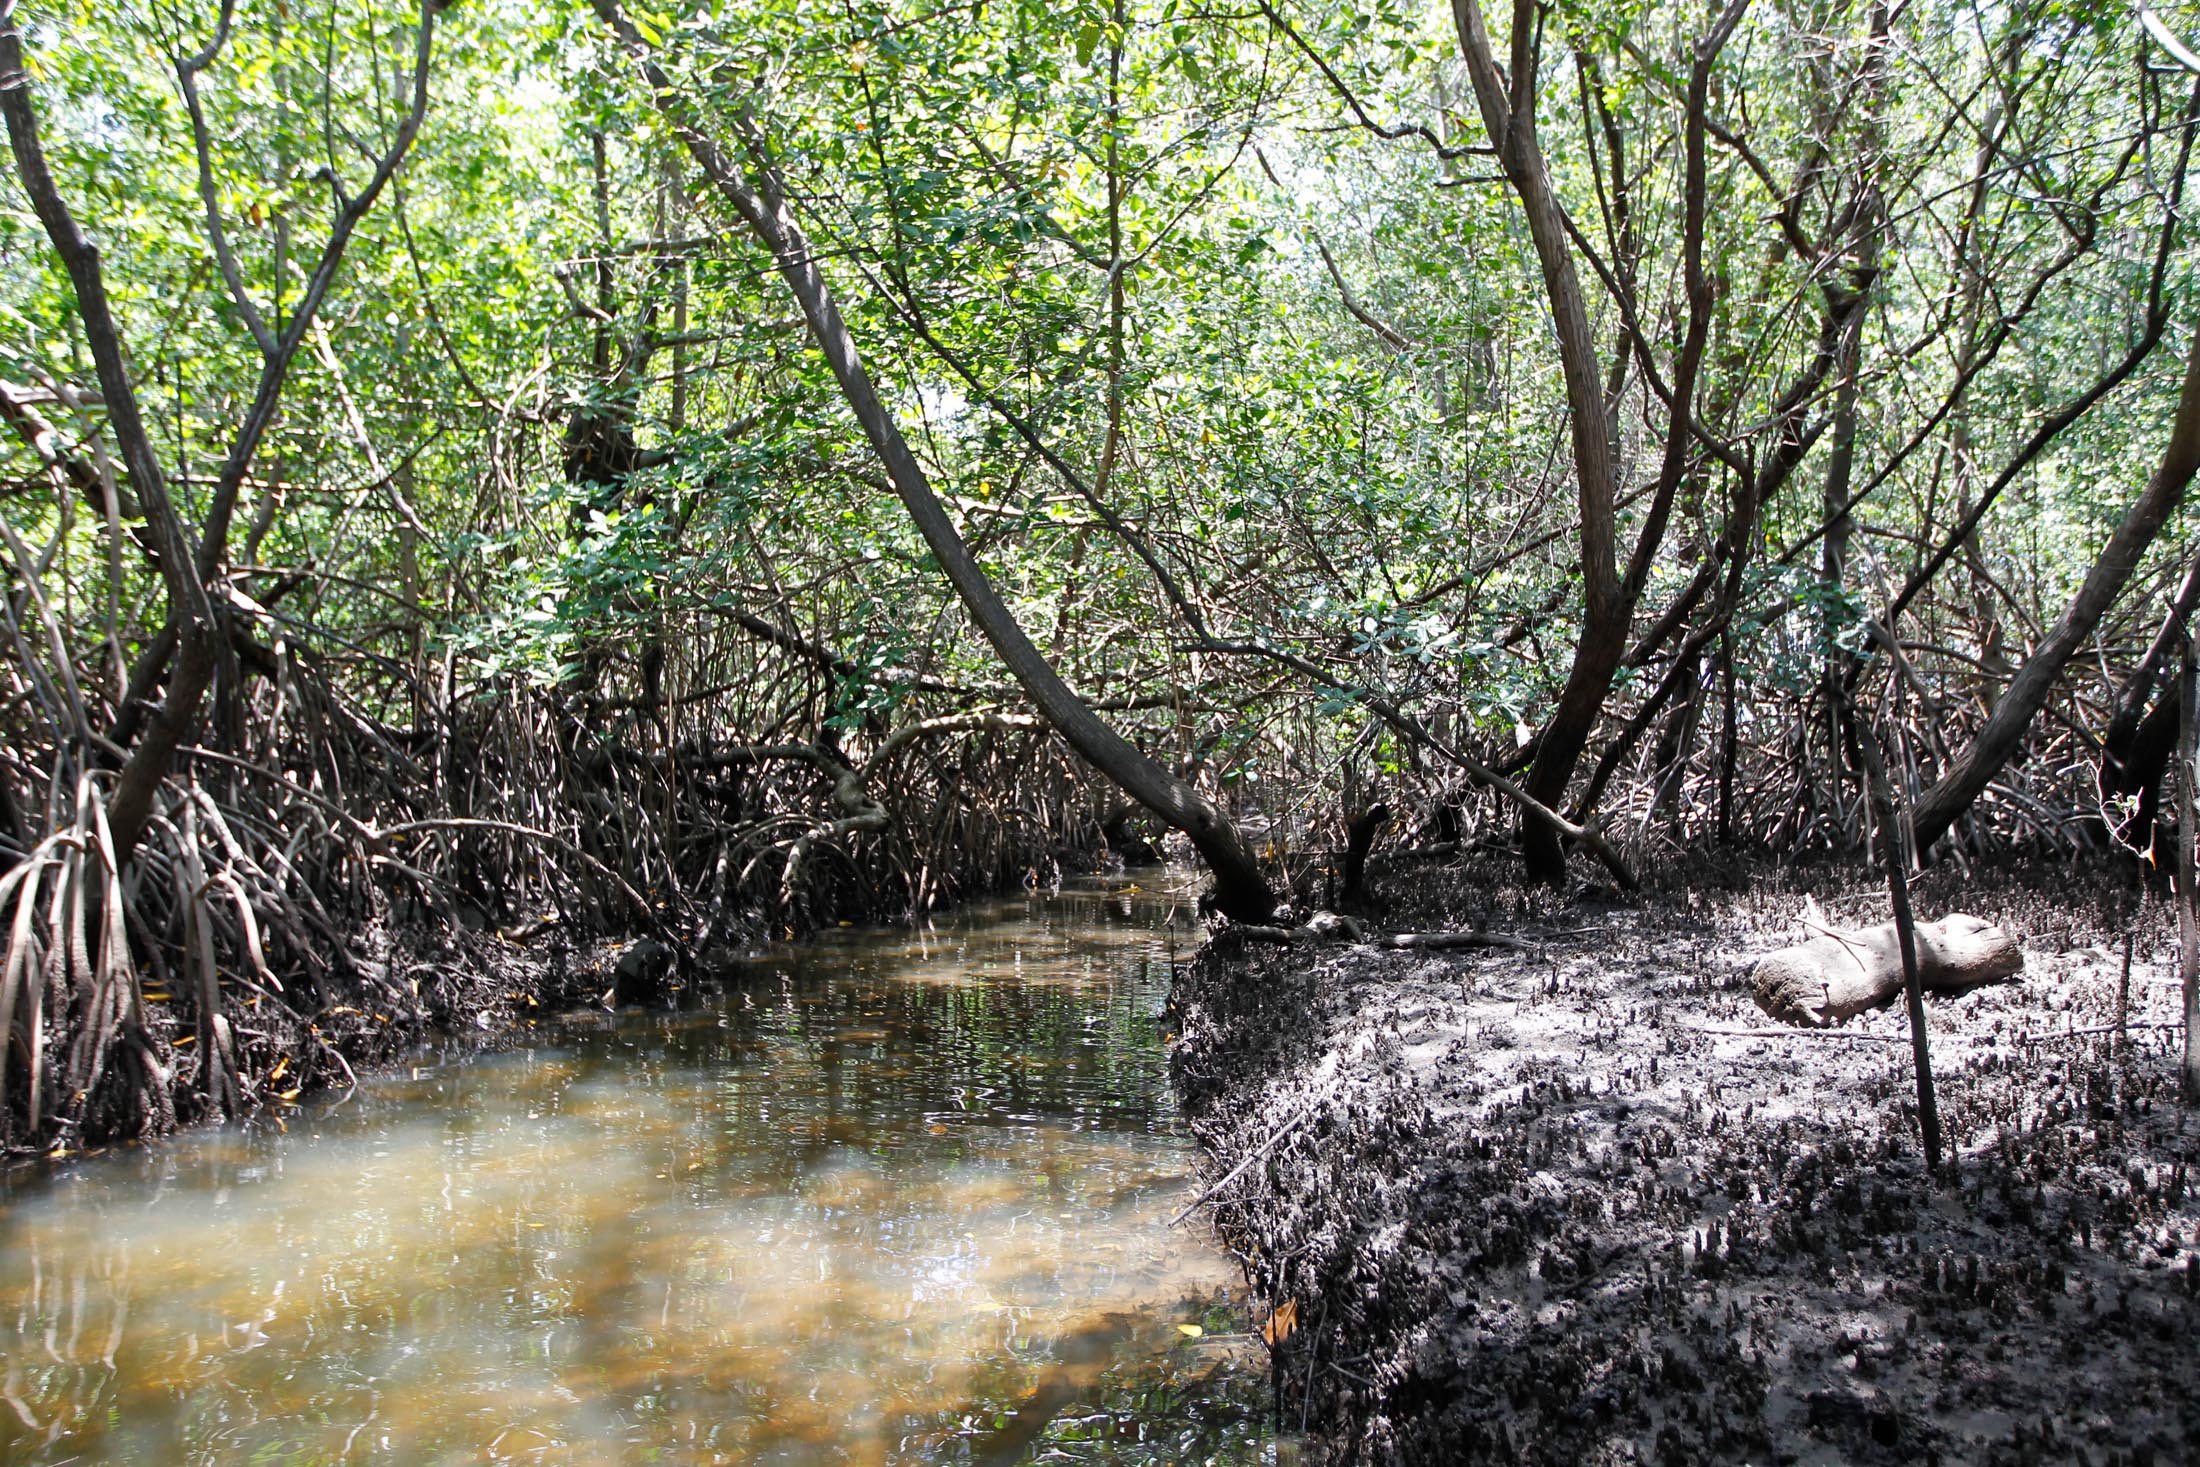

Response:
(0, 876), (1280, 1464)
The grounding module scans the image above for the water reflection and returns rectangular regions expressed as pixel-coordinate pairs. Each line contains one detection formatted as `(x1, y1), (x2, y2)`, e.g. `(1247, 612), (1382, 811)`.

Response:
(0, 879), (1274, 1464)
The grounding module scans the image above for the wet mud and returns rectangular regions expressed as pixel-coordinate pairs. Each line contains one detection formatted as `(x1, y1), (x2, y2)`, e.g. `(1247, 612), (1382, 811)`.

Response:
(1169, 856), (2200, 1464)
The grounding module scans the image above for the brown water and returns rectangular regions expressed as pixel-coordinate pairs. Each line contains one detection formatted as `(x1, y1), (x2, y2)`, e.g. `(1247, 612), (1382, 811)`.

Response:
(0, 877), (1277, 1465)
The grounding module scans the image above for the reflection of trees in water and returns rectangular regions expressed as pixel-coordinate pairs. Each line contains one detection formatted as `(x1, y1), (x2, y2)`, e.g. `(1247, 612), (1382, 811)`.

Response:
(961, 1293), (1273, 1467)
(0, 885), (1266, 1462)
(2, 1237), (128, 1456)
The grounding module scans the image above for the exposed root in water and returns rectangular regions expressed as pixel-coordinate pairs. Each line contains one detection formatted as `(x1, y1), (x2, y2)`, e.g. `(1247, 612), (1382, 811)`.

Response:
(0, 694), (1121, 1154)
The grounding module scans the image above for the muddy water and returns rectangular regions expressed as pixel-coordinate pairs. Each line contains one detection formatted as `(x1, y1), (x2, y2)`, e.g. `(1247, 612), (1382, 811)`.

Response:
(0, 878), (1276, 1465)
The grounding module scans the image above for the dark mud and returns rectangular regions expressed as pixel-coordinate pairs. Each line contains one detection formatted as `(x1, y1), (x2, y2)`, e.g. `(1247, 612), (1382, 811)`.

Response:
(1169, 856), (2200, 1464)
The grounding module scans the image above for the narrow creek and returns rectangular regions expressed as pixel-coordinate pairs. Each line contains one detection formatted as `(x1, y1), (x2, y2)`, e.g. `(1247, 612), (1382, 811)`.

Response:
(0, 876), (1278, 1464)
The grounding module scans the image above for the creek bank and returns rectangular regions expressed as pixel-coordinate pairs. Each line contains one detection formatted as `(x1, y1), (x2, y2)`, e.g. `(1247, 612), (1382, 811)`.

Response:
(1168, 856), (2200, 1464)
(340, 826), (1127, 1058)
(22, 821), (1126, 1160)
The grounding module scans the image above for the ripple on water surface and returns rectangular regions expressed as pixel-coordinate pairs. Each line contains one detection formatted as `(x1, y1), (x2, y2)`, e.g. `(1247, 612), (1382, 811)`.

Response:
(0, 879), (1277, 1465)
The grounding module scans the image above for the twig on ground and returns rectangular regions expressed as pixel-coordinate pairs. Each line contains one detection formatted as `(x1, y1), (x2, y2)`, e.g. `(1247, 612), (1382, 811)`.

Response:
(1171, 1095), (1325, 1227)
(2019, 1022), (2180, 1043)
(1684, 1024), (1909, 1042)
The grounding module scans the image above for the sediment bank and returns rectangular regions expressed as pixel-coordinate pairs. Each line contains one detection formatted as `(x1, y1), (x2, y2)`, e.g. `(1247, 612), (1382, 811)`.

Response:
(1169, 857), (2200, 1464)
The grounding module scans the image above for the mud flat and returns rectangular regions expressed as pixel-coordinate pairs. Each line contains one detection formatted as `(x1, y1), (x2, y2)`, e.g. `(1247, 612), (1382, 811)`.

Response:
(1169, 857), (2200, 1464)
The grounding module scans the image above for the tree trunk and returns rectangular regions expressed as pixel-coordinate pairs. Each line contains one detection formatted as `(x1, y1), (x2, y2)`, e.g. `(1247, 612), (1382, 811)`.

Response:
(1848, 704), (1944, 1171)
(1910, 318), (2200, 854)
(1450, 0), (1737, 881)
(1717, 630), (1738, 842)
(0, 18), (218, 859)
(2097, 546), (2200, 858)
(1341, 803), (1390, 901)
(1449, 0), (1622, 882)
(0, 4), (436, 861)
(2178, 642), (2199, 1101)
(598, 7), (1276, 919)
(2100, 678), (2182, 862)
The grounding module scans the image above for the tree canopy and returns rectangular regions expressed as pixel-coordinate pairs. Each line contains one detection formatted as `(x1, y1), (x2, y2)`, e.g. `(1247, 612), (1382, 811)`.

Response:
(6, 0), (2200, 1141)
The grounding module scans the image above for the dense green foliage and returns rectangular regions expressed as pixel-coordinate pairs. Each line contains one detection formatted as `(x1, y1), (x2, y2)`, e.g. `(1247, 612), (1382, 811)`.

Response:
(5, 0), (2200, 1139)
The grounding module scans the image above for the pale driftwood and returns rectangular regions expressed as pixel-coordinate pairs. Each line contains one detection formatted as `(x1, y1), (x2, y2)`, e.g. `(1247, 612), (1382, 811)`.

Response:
(1749, 914), (2022, 1028)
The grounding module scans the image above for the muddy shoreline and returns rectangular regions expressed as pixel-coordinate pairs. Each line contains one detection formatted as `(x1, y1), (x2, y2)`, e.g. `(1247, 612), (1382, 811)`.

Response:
(16, 838), (1116, 1164)
(3, 923), (644, 1169)
(1169, 856), (2200, 1464)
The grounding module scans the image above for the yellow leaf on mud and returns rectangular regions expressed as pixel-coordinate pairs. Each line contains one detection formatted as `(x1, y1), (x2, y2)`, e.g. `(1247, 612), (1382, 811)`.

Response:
(1176, 1324), (1204, 1338)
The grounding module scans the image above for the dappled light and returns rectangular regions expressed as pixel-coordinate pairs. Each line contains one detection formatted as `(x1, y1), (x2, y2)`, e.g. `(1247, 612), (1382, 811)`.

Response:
(7, 0), (2200, 1455)
(0, 881), (1272, 1464)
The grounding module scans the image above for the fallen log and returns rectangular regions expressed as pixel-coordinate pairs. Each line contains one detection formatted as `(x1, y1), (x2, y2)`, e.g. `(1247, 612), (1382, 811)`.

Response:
(1749, 913), (2023, 1028)
(1372, 929), (1535, 953)
(1225, 912), (1534, 952)
(1228, 910), (1368, 945)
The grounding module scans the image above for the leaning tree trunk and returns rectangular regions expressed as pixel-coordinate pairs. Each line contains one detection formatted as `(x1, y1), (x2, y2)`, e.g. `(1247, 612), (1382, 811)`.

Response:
(1450, 0), (1623, 884)
(1450, 0), (1739, 882)
(596, 4), (1276, 920)
(1910, 318), (2200, 854)
(0, 2), (438, 863)
(2178, 641), (2200, 1101)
